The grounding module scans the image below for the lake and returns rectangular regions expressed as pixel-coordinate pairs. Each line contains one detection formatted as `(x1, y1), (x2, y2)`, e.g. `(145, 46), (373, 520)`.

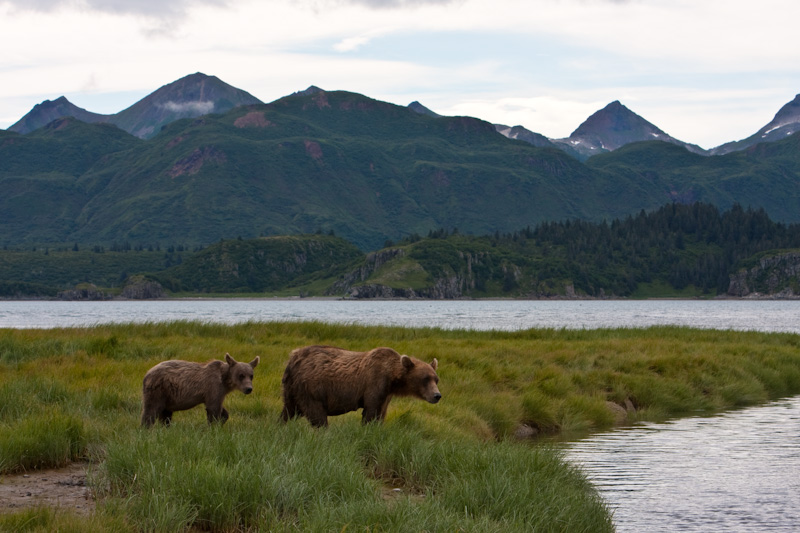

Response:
(566, 396), (800, 532)
(2, 298), (800, 333)
(2, 298), (799, 531)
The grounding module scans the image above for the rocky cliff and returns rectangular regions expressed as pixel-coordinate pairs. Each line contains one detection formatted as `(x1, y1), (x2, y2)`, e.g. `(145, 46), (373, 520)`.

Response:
(327, 248), (475, 299)
(728, 251), (800, 298)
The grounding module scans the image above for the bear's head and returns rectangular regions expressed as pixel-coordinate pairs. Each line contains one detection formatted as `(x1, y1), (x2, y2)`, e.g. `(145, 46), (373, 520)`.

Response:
(224, 353), (259, 394)
(400, 355), (441, 404)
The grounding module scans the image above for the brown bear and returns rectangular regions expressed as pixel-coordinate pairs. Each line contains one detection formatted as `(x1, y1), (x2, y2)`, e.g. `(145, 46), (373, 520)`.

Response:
(141, 353), (259, 427)
(280, 345), (441, 427)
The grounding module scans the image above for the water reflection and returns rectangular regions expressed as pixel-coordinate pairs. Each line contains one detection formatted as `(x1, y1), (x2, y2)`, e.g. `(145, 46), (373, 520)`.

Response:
(565, 397), (800, 532)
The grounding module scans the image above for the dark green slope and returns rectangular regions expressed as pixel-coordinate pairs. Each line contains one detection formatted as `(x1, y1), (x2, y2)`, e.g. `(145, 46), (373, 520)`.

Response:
(0, 118), (142, 244)
(4, 89), (800, 250)
(68, 90), (620, 249)
(587, 135), (800, 222)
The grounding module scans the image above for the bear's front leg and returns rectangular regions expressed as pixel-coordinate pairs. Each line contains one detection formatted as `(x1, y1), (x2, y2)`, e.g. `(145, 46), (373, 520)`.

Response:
(160, 409), (174, 426)
(206, 404), (229, 424)
(362, 392), (388, 424)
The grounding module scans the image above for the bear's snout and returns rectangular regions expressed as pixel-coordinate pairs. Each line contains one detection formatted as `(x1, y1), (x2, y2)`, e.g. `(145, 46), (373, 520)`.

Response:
(243, 386), (253, 395)
(430, 392), (442, 404)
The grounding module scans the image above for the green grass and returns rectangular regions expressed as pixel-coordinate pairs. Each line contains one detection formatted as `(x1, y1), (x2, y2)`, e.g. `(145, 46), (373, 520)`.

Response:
(95, 421), (610, 532)
(2, 321), (800, 530)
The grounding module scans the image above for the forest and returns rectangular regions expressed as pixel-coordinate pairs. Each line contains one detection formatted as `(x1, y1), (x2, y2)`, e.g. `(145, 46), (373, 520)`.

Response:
(1, 202), (799, 298)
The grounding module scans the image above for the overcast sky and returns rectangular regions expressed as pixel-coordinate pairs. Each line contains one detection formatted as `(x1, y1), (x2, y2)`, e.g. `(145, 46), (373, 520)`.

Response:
(1, 0), (798, 149)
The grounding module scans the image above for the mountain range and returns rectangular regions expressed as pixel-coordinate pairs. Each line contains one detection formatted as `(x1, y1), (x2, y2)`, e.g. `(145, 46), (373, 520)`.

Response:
(7, 73), (800, 157)
(8, 73), (262, 139)
(2, 73), (800, 250)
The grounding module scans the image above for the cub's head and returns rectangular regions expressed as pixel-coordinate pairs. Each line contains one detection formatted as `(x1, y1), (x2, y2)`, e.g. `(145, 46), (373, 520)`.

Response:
(401, 355), (441, 404)
(225, 353), (259, 394)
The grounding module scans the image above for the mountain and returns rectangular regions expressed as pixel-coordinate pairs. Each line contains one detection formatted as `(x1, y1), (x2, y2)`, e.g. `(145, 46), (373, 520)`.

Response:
(4, 85), (800, 251)
(8, 96), (108, 134)
(408, 101), (440, 117)
(494, 124), (555, 148)
(8, 73), (263, 139)
(65, 89), (613, 250)
(551, 101), (706, 160)
(109, 72), (263, 138)
(10, 75), (800, 160)
(0, 88), (618, 249)
(711, 94), (800, 155)
(493, 123), (584, 160)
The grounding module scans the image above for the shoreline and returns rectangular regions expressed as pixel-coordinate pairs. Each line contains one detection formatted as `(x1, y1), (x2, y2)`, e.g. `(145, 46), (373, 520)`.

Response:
(3, 293), (800, 302)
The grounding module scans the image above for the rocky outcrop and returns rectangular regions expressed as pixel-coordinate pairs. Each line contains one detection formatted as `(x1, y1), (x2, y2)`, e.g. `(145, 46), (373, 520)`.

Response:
(343, 275), (470, 299)
(326, 248), (407, 295)
(347, 284), (418, 299)
(728, 251), (800, 298)
(122, 276), (165, 299)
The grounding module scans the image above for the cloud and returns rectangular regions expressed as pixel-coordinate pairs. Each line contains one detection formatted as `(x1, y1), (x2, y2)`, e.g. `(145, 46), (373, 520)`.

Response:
(160, 100), (215, 114)
(334, 35), (373, 52)
(345, 0), (456, 7)
(0, 0), (227, 19)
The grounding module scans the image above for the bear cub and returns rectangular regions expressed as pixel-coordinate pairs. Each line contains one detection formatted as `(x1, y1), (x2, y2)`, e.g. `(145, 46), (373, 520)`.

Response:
(141, 353), (259, 427)
(281, 345), (441, 427)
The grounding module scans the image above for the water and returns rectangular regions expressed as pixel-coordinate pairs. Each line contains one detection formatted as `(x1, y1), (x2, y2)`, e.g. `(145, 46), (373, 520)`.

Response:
(566, 397), (800, 532)
(2, 298), (800, 333)
(2, 298), (799, 531)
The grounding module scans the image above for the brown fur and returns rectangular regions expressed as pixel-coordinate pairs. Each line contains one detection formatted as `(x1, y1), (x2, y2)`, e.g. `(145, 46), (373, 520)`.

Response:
(281, 345), (441, 427)
(141, 353), (259, 427)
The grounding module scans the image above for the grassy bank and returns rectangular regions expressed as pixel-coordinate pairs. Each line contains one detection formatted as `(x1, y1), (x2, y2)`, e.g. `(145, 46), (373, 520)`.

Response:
(2, 322), (800, 531)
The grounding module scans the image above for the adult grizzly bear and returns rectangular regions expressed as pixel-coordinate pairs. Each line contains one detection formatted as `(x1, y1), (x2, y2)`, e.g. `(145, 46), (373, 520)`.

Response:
(281, 345), (441, 427)
(141, 353), (259, 427)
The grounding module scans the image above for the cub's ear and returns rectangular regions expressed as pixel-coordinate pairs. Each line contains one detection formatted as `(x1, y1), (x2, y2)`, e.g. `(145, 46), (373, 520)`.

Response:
(249, 356), (260, 369)
(225, 353), (237, 366)
(401, 354), (415, 369)
(430, 358), (438, 371)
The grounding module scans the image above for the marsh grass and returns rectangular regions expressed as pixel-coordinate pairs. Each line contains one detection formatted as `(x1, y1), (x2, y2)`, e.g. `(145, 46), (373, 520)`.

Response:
(96, 420), (610, 532)
(0, 506), (129, 533)
(2, 321), (800, 530)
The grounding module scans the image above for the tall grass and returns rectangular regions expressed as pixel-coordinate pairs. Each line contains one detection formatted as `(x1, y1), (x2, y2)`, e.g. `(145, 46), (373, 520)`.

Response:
(2, 321), (800, 530)
(96, 420), (610, 532)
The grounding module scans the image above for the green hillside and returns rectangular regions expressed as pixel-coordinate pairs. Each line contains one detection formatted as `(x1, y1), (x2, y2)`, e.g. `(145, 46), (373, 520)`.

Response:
(3, 89), (800, 250)
(66, 90), (609, 249)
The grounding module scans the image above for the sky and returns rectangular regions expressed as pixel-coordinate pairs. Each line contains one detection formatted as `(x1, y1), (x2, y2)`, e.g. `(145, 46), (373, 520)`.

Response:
(1, 0), (799, 149)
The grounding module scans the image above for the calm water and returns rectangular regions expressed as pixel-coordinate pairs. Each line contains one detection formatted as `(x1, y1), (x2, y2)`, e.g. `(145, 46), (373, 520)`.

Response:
(2, 298), (800, 333)
(566, 397), (800, 532)
(2, 298), (799, 531)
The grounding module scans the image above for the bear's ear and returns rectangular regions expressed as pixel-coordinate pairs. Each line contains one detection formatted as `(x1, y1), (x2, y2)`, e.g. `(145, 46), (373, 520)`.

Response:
(430, 358), (438, 371)
(401, 354), (415, 369)
(249, 356), (260, 369)
(225, 353), (237, 367)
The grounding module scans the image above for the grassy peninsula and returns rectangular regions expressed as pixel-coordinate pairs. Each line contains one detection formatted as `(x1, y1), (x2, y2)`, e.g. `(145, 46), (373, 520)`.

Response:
(2, 322), (800, 531)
